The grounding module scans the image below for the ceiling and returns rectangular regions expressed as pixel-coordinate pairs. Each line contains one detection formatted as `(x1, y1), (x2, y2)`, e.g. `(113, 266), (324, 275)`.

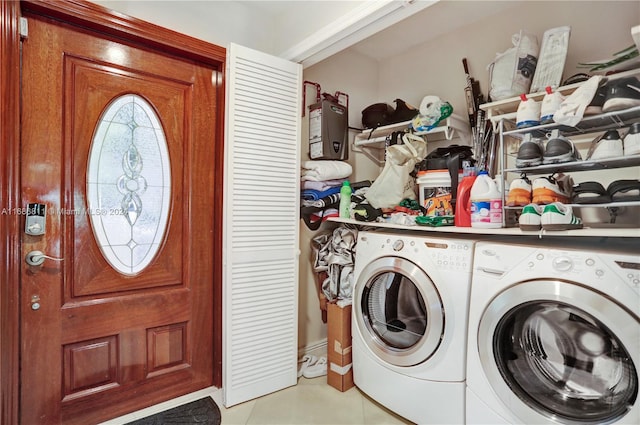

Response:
(234, 0), (520, 65)
(91, 1), (520, 66)
(234, 0), (305, 16)
(347, 1), (520, 61)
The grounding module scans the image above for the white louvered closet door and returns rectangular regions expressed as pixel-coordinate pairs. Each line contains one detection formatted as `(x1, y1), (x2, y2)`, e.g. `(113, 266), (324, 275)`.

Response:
(223, 43), (302, 407)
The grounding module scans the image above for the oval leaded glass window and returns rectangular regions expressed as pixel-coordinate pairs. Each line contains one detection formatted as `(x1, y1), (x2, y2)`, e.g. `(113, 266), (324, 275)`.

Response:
(87, 94), (171, 275)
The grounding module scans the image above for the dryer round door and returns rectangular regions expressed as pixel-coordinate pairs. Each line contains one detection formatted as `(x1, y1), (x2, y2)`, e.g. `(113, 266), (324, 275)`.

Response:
(478, 279), (639, 424)
(354, 256), (444, 367)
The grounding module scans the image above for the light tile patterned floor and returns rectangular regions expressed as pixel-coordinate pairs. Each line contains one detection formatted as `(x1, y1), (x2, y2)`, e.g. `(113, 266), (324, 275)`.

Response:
(218, 376), (412, 425)
(101, 376), (412, 425)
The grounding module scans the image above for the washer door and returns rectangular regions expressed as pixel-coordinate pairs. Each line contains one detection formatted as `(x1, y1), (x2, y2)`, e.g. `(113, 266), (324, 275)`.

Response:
(354, 256), (444, 367)
(478, 279), (639, 424)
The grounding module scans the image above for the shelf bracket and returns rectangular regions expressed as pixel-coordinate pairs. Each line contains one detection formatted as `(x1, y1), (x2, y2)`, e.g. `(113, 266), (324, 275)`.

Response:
(607, 206), (620, 224)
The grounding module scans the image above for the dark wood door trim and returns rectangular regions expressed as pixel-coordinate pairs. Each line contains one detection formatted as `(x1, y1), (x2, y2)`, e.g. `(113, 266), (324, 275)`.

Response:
(1, 1), (22, 424)
(22, 0), (227, 66)
(1, 1), (225, 423)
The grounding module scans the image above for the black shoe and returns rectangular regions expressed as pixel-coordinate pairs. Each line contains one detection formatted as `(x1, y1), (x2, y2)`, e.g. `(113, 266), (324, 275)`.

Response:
(602, 77), (640, 113)
(584, 82), (608, 115)
(516, 134), (543, 168)
(543, 130), (581, 164)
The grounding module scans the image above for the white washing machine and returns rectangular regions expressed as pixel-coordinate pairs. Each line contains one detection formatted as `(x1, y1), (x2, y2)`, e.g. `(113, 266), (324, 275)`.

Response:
(467, 241), (640, 425)
(352, 231), (475, 424)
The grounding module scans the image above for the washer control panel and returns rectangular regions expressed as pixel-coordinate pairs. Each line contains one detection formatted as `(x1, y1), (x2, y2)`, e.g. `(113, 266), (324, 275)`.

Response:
(528, 249), (640, 293)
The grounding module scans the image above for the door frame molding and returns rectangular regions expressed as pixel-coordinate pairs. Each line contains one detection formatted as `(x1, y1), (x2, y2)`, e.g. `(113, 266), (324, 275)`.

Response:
(0, 2), (226, 423)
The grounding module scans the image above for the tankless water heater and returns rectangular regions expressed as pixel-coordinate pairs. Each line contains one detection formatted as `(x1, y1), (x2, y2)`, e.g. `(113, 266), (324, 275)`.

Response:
(308, 98), (348, 160)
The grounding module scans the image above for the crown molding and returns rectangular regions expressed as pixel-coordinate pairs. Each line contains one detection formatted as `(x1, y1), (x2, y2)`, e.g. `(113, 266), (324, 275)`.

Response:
(280, 0), (438, 68)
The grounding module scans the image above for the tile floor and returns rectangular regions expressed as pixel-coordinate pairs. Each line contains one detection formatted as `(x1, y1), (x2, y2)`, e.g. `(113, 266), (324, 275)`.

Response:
(101, 376), (413, 425)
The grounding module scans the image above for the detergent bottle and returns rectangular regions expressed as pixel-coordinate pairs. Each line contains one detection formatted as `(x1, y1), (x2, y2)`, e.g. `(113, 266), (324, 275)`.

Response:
(454, 167), (477, 227)
(339, 181), (352, 218)
(470, 171), (502, 228)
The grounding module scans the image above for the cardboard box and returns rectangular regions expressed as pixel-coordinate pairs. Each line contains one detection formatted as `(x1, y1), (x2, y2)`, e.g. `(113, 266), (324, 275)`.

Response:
(326, 302), (354, 391)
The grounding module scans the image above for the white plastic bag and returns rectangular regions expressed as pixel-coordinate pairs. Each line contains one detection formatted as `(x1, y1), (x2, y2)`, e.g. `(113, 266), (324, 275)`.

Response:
(488, 30), (539, 100)
(365, 133), (427, 209)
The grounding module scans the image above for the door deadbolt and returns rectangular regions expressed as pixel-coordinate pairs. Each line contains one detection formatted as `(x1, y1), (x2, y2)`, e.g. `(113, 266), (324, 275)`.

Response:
(31, 295), (40, 311)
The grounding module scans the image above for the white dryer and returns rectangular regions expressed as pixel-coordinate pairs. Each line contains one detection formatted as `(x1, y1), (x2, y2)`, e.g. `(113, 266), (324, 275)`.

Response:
(352, 231), (475, 424)
(467, 241), (640, 425)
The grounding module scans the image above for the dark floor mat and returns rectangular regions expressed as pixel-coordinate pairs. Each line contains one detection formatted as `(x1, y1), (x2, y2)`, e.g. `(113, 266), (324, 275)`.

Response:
(126, 397), (222, 425)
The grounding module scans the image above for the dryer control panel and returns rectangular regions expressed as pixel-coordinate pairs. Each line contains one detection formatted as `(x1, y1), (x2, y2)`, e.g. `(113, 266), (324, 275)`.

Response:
(424, 241), (473, 273)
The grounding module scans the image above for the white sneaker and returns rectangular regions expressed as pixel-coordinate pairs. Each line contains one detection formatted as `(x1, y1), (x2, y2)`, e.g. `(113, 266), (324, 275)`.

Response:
(298, 354), (318, 378)
(624, 122), (640, 156)
(516, 94), (541, 128)
(540, 86), (564, 124)
(519, 203), (543, 231)
(541, 202), (583, 230)
(586, 129), (624, 160)
(302, 356), (327, 378)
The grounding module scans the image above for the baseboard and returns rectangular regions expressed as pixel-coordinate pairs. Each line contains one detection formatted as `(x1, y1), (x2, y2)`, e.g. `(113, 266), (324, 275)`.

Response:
(298, 338), (327, 360)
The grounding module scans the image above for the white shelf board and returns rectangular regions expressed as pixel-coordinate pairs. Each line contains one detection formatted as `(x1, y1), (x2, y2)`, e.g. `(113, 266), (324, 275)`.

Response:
(328, 217), (640, 238)
(480, 68), (640, 123)
(504, 154), (640, 174)
(354, 114), (471, 147)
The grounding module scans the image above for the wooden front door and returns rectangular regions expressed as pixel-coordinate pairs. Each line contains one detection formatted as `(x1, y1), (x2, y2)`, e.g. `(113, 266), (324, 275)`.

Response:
(19, 5), (222, 424)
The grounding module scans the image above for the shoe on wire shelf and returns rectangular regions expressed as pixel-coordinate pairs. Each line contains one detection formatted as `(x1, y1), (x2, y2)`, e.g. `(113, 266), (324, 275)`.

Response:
(585, 129), (623, 160)
(519, 203), (544, 231)
(542, 129), (581, 164)
(507, 174), (532, 207)
(516, 133), (544, 168)
(624, 122), (640, 156)
(541, 202), (583, 230)
(602, 76), (640, 113)
(532, 173), (574, 205)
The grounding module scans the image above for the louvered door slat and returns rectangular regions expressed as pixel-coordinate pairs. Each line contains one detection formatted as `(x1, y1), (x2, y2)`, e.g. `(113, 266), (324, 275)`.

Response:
(223, 43), (301, 407)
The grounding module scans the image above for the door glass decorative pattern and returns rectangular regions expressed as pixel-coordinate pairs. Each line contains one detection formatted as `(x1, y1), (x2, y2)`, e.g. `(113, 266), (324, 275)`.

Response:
(87, 94), (171, 275)
(494, 301), (638, 424)
(363, 271), (428, 349)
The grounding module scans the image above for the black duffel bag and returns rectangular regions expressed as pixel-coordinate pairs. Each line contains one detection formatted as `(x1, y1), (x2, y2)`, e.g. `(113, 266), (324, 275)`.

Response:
(361, 103), (394, 129)
(361, 99), (418, 130)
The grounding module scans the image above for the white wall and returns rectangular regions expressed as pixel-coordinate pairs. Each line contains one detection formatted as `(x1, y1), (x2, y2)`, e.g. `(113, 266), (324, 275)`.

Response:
(92, 0), (278, 53)
(299, 1), (640, 352)
(299, 49), (379, 351)
(376, 1), (640, 125)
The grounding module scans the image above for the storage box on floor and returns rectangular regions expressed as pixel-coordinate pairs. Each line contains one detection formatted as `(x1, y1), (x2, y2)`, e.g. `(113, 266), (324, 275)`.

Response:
(326, 302), (354, 391)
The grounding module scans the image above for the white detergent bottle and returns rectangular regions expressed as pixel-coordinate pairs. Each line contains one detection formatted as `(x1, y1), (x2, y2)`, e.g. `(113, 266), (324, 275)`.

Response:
(470, 171), (502, 228)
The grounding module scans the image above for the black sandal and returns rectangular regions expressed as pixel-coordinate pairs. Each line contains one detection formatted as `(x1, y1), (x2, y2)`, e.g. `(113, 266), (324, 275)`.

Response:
(572, 181), (611, 204)
(607, 179), (640, 202)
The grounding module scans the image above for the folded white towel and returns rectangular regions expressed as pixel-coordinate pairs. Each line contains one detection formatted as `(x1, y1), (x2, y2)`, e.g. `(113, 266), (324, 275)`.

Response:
(301, 160), (352, 181)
